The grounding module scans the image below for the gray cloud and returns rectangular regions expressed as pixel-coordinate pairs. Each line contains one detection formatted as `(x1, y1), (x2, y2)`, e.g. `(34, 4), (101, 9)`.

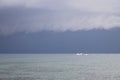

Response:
(0, 0), (120, 35)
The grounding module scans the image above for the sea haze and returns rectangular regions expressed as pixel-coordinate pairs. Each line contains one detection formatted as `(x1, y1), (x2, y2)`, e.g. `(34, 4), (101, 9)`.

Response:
(0, 29), (120, 53)
(0, 54), (120, 80)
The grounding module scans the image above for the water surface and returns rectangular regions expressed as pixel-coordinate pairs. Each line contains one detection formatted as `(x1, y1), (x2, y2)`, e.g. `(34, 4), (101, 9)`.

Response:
(0, 54), (120, 80)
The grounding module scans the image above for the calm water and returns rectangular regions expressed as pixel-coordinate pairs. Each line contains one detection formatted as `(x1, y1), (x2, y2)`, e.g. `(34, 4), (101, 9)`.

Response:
(0, 54), (120, 80)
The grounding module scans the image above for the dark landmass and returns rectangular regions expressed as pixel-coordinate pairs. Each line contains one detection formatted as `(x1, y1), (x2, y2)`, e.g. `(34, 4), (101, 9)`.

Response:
(0, 28), (120, 53)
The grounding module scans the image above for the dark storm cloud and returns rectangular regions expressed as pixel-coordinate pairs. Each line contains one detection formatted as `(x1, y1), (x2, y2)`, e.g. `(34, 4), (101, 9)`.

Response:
(0, 0), (120, 35)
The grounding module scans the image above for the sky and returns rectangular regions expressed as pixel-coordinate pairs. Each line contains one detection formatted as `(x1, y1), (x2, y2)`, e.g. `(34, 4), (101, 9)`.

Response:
(0, 0), (120, 35)
(0, 0), (120, 53)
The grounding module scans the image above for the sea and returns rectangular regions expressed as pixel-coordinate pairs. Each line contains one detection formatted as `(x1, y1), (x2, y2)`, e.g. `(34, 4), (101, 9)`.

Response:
(0, 54), (120, 80)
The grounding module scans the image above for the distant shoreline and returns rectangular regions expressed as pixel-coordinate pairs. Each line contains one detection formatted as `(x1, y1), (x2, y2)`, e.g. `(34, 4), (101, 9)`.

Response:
(0, 53), (120, 54)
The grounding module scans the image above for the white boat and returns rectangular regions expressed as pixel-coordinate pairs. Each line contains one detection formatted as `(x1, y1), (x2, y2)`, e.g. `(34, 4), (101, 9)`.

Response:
(76, 53), (83, 56)
(76, 53), (88, 56)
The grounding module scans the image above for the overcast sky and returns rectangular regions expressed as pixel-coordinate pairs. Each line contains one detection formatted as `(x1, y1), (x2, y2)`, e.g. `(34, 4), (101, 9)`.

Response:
(0, 0), (120, 53)
(0, 0), (120, 35)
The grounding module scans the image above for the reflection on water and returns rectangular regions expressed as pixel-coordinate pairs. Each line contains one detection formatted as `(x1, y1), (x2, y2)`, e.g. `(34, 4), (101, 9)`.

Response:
(0, 54), (120, 80)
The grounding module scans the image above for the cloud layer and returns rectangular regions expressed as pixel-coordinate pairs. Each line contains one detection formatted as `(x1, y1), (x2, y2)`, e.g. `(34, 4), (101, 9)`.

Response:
(0, 0), (120, 35)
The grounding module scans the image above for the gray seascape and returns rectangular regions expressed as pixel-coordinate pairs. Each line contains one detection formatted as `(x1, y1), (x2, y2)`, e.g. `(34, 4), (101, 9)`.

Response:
(0, 54), (120, 80)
